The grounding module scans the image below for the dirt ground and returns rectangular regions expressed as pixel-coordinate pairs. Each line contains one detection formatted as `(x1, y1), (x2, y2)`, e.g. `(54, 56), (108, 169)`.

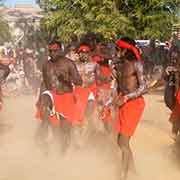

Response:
(0, 91), (180, 180)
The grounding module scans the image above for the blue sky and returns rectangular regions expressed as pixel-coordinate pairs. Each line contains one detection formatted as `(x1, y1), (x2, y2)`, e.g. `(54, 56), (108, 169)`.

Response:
(4, 0), (37, 7)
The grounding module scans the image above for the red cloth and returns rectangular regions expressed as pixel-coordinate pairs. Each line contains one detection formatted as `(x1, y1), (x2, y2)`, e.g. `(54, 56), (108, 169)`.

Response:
(101, 66), (110, 77)
(115, 96), (145, 136)
(35, 91), (78, 126)
(91, 56), (102, 62)
(35, 110), (41, 120)
(97, 66), (111, 89)
(74, 83), (97, 123)
(116, 40), (142, 62)
(89, 82), (98, 97)
(170, 88), (180, 122)
(78, 45), (91, 52)
(48, 44), (61, 49)
(102, 106), (113, 125)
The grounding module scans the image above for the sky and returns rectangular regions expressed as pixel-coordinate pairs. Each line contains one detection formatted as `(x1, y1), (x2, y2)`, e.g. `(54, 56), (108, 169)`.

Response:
(4, 0), (37, 7)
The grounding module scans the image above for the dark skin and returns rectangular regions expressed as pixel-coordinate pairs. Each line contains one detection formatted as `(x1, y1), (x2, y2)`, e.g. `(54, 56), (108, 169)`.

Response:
(38, 48), (82, 105)
(36, 94), (72, 154)
(117, 135), (135, 180)
(43, 48), (82, 93)
(77, 51), (111, 116)
(0, 63), (10, 83)
(165, 46), (180, 138)
(77, 51), (111, 87)
(113, 47), (146, 180)
(90, 43), (112, 60)
(0, 63), (10, 103)
(36, 47), (82, 153)
(73, 51), (111, 139)
(114, 64), (136, 180)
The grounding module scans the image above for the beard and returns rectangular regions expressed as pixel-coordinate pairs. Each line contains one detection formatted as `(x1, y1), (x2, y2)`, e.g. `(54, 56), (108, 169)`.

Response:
(79, 58), (86, 63)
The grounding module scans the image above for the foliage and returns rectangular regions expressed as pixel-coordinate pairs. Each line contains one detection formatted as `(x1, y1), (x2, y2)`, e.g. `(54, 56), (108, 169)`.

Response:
(116, 0), (179, 40)
(40, 0), (180, 43)
(0, 6), (12, 45)
(0, 16), (11, 45)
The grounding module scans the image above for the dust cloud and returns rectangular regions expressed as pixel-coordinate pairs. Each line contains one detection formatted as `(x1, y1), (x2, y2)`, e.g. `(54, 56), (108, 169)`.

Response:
(0, 93), (180, 180)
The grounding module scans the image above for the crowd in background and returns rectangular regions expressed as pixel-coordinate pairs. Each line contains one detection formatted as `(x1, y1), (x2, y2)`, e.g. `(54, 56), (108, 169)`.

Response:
(0, 31), (179, 97)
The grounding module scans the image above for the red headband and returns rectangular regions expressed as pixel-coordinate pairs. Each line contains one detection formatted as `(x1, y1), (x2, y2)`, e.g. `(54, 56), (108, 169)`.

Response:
(91, 55), (102, 62)
(116, 40), (142, 62)
(48, 44), (61, 50)
(78, 45), (91, 52)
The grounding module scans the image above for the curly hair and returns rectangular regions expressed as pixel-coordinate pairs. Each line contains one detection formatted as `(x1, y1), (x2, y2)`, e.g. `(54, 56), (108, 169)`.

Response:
(120, 37), (137, 61)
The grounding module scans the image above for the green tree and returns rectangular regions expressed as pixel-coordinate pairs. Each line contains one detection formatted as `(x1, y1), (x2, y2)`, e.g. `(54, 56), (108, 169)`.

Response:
(41, 0), (134, 42)
(0, 15), (11, 45)
(41, 0), (180, 42)
(116, 0), (179, 40)
(0, 7), (12, 44)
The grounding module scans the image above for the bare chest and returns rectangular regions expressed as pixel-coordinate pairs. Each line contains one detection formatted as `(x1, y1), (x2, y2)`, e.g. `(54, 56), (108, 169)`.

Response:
(77, 62), (96, 76)
(116, 61), (136, 78)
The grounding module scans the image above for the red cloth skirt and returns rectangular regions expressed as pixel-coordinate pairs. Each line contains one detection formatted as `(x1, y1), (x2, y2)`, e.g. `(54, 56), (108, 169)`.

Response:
(170, 88), (180, 122)
(35, 90), (78, 126)
(97, 66), (111, 89)
(101, 106), (113, 126)
(74, 83), (97, 123)
(115, 96), (145, 137)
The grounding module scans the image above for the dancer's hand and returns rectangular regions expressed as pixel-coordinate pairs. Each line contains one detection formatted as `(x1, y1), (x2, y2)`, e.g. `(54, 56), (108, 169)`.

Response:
(165, 66), (177, 75)
(99, 106), (110, 120)
(114, 95), (128, 107)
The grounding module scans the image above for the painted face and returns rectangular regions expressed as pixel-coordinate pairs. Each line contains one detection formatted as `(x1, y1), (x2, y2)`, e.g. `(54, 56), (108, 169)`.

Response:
(115, 46), (127, 58)
(48, 49), (61, 61)
(69, 50), (79, 61)
(79, 52), (89, 62)
(171, 51), (179, 60)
